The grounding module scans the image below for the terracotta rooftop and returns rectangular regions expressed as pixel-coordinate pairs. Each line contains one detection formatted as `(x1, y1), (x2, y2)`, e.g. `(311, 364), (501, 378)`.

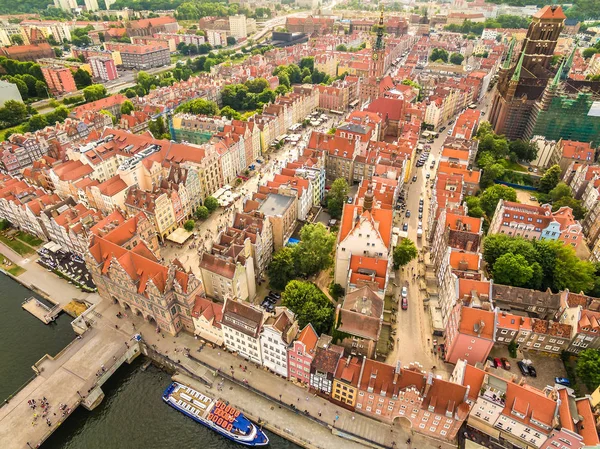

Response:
(191, 296), (223, 329)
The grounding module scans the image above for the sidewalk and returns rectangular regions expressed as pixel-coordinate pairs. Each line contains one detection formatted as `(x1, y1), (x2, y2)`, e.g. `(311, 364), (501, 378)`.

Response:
(0, 241), (99, 307)
(119, 300), (456, 449)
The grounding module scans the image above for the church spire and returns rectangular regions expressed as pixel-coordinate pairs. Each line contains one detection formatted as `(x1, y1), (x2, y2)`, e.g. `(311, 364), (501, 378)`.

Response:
(503, 38), (516, 70)
(551, 57), (565, 87)
(563, 44), (577, 79)
(374, 7), (385, 51)
(511, 47), (526, 82)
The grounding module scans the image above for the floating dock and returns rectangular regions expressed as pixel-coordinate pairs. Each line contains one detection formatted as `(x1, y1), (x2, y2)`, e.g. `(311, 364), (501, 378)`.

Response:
(22, 296), (62, 324)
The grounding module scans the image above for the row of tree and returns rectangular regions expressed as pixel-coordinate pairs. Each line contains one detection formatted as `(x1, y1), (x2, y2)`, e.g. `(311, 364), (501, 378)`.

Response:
(0, 100), (70, 134)
(444, 15), (530, 35)
(429, 48), (464, 65)
(483, 234), (600, 294)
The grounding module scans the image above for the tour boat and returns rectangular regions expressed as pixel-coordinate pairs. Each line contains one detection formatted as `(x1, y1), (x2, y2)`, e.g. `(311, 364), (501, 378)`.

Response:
(162, 381), (269, 446)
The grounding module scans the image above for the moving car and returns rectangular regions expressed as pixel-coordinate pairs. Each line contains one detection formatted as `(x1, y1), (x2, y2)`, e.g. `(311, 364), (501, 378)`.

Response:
(517, 361), (529, 376)
(405, 210), (411, 218)
(501, 358), (511, 370)
(527, 365), (537, 377)
(555, 377), (571, 386)
(401, 286), (408, 298)
(401, 296), (408, 310)
(412, 176), (417, 182)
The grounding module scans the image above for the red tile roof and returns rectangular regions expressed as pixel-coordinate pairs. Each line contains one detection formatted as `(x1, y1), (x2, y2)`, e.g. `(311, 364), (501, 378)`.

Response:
(533, 5), (566, 20)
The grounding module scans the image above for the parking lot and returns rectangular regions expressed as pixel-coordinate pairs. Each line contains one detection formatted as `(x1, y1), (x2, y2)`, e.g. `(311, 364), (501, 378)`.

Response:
(37, 245), (96, 291)
(488, 345), (567, 390)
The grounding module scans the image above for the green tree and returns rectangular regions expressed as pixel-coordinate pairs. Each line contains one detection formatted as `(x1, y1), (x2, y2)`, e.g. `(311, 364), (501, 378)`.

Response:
(278, 73), (290, 88)
(28, 114), (48, 131)
(329, 283), (344, 300)
(195, 206), (209, 220)
(268, 247), (297, 291)
(465, 196), (485, 218)
(83, 84), (107, 103)
(510, 140), (538, 162)
(576, 349), (600, 390)
(226, 36), (236, 46)
(335, 44), (347, 51)
(539, 164), (562, 193)
(204, 196), (219, 212)
(34, 80), (48, 98)
(492, 253), (535, 287)
(481, 163), (506, 189)
(219, 106), (241, 120)
(302, 75), (312, 84)
(148, 116), (169, 139)
(73, 68), (92, 89)
(393, 238), (418, 269)
(449, 52), (464, 65)
(549, 182), (573, 202)
(327, 178), (349, 219)
(120, 100), (134, 116)
(294, 223), (336, 276)
(10, 78), (28, 99)
(299, 56), (315, 72)
(430, 48), (449, 63)
(183, 220), (195, 232)
(0, 100), (27, 128)
(479, 184), (517, 217)
(100, 109), (116, 125)
(281, 280), (334, 334)
(583, 48), (598, 59)
(125, 88), (137, 98)
(176, 98), (219, 115)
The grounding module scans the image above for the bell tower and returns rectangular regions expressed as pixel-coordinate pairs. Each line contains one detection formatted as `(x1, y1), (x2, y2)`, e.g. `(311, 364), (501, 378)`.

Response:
(369, 8), (386, 79)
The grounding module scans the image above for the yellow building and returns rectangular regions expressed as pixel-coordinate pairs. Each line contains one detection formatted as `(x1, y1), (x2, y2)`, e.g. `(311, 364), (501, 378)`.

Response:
(331, 356), (362, 408)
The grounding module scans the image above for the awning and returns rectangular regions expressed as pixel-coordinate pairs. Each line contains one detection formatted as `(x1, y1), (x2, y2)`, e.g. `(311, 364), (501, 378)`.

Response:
(166, 228), (193, 245)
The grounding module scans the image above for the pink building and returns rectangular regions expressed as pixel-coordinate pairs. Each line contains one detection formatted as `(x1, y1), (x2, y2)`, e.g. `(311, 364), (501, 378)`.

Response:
(287, 323), (318, 384)
(354, 359), (469, 442)
(89, 57), (118, 81)
(445, 286), (496, 365)
(488, 200), (584, 250)
(41, 66), (77, 95)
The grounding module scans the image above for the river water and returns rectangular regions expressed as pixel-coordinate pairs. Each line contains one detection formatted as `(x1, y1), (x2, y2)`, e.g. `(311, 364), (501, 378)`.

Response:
(0, 274), (298, 449)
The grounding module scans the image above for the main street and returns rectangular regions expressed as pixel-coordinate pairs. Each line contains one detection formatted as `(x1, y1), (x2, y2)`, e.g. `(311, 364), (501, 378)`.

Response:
(386, 88), (495, 377)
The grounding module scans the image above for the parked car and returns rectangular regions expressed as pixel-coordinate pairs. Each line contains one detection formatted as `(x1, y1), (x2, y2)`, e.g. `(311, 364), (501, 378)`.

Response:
(517, 361), (529, 376)
(412, 176), (417, 182)
(405, 210), (411, 218)
(419, 198), (424, 206)
(527, 365), (537, 377)
(269, 291), (281, 299)
(501, 358), (511, 370)
(426, 173), (431, 179)
(401, 286), (408, 298)
(401, 296), (408, 310)
(555, 377), (571, 386)
(418, 212), (423, 219)
(346, 197), (353, 204)
(402, 223), (408, 232)
(440, 126), (446, 132)
(493, 358), (502, 368)
(418, 206), (423, 213)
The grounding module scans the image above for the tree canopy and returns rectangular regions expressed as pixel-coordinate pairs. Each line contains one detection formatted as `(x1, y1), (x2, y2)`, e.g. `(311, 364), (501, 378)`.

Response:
(294, 223), (336, 276)
(449, 52), (464, 65)
(483, 234), (597, 292)
(83, 84), (107, 103)
(430, 48), (449, 63)
(281, 280), (334, 335)
(175, 98), (219, 115)
(576, 349), (600, 390)
(393, 238), (418, 269)
(479, 184), (518, 217)
(327, 178), (349, 219)
(268, 247), (297, 291)
(203, 196), (219, 212)
(538, 164), (562, 193)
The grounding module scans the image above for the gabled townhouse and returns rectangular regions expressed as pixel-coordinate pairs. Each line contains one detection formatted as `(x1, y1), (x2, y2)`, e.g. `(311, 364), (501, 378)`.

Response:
(89, 175), (129, 215)
(260, 307), (299, 378)
(334, 286), (384, 359)
(288, 324), (319, 385)
(281, 163), (326, 207)
(231, 211), (273, 280)
(331, 356), (362, 410)
(87, 227), (202, 336)
(489, 200), (584, 250)
(453, 361), (597, 449)
(556, 139), (596, 174)
(559, 303), (600, 354)
(355, 359), (469, 442)
(221, 298), (264, 365)
(565, 163), (600, 199)
(308, 132), (360, 183)
(445, 297), (496, 365)
(40, 197), (103, 257)
(124, 186), (178, 242)
(309, 334), (344, 398)
(346, 254), (389, 298)
(517, 319), (572, 355)
(191, 296), (224, 346)
(334, 202), (393, 289)
(494, 311), (532, 346)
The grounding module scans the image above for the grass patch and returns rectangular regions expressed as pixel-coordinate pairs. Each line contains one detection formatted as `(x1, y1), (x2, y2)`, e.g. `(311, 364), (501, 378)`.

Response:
(0, 234), (34, 256)
(0, 252), (25, 276)
(503, 160), (528, 172)
(15, 231), (43, 247)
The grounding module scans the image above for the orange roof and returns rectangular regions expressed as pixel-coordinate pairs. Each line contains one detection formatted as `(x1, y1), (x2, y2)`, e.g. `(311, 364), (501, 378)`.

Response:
(338, 205), (393, 249)
(192, 296), (223, 328)
(575, 397), (600, 445)
(558, 389), (574, 432)
(496, 312), (531, 331)
(458, 307), (495, 339)
(334, 357), (362, 386)
(296, 324), (319, 353)
(458, 278), (490, 300)
(533, 5), (566, 20)
(449, 250), (479, 271)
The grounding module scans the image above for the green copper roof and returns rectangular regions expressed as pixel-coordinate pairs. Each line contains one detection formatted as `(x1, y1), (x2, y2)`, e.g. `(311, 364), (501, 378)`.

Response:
(503, 38), (516, 70)
(511, 48), (526, 82)
(552, 57), (565, 87)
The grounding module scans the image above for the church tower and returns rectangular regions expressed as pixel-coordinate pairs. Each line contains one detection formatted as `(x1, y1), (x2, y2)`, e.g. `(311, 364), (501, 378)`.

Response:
(369, 9), (385, 79)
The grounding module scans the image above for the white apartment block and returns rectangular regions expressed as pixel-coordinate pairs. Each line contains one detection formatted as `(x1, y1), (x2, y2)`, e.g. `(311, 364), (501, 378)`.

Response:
(221, 299), (264, 365)
(260, 308), (298, 378)
(229, 15), (248, 40)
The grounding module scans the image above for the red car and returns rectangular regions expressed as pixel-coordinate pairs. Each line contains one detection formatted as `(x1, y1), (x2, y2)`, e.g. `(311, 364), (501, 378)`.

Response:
(401, 297), (408, 310)
(493, 358), (502, 368)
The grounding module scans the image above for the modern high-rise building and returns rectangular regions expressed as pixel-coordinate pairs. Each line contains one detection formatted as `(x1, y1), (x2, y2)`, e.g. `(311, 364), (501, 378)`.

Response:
(89, 56), (118, 81)
(228, 15), (248, 39)
(53, 0), (77, 11)
(84, 0), (99, 11)
(488, 5), (565, 140)
(41, 66), (77, 95)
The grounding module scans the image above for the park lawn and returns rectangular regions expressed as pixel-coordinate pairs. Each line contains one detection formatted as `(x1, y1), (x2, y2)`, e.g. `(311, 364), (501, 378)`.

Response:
(15, 231), (43, 247)
(0, 234), (34, 256)
(503, 160), (528, 172)
(0, 252), (25, 276)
